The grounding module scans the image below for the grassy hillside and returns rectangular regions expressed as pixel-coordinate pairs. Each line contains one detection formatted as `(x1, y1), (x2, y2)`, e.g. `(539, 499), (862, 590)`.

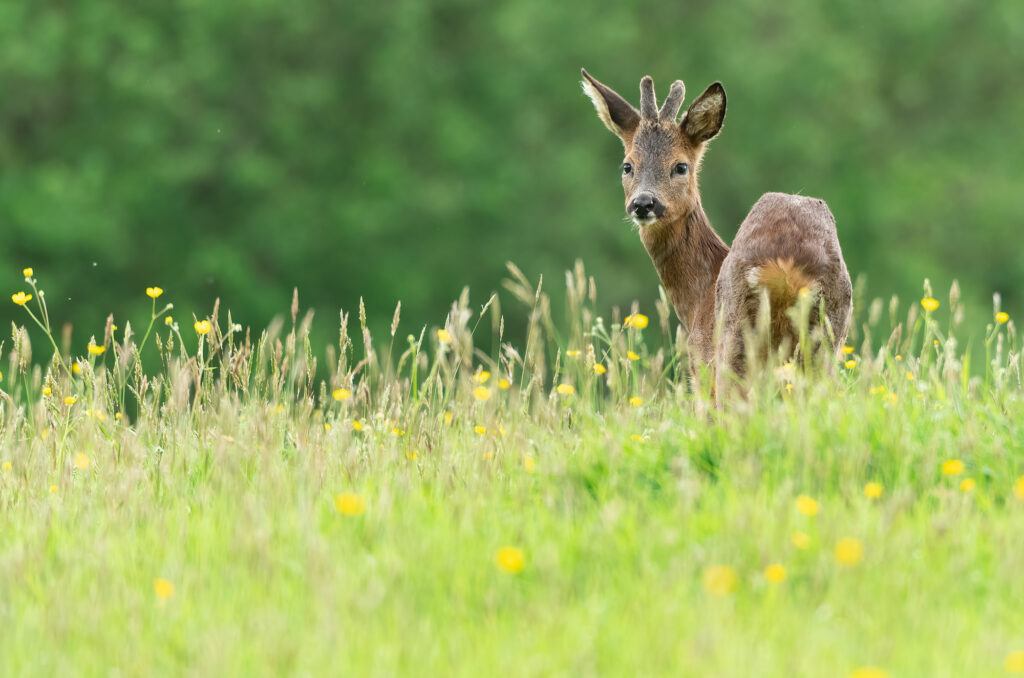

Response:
(1, 266), (1023, 677)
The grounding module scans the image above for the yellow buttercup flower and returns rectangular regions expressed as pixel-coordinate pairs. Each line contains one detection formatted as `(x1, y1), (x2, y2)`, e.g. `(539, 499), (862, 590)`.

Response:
(334, 493), (366, 516)
(11, 291), (32, 306)
(2, 461), (11, 471)
(524, 456), (535, 473)
(42, 386), (52, 397)
(835, 537), (864, 566)
(844, 360), (856, 369)
(959, 478), (976, 493)
(593, 363), (606, 375)
(49, 484), (58, 493)
(941, 459), (964, 476)
(1013, 475), (1024, 501)
(194, 320), (211, 335)
(702, 565), (738, 595)
(165, 316), (174, 326)
(623, 313), (649, 329)
(473, 370), (491, 384)
(565, 349), (581, 358)
(864, 482), (883, 499)
(495, 546), (525, 574)
(796, 494), (820, 517)
(153, 578), (175, 599)
(848, 667), (888, 678)
(473, 386), (491, 401)
(1006, 650), (1024, 673)
(763, 564), (787, 584)
(474, 425), (487, 435)
(64, 396), (77, 406)
(443, 412), (452, 424)
(629, 396), (643, 407)
(842, 345), (854, 354)
(72, 362), (82, 375)
(352, 420), (363, 431)
(22, 267), (33, 277)
(87, 343), (105, 356)
(437, 328), (452, 344)
(996, 312), (1010, 324)
(920, 297), (939, 312)
(627, 350), (639, 361)
(146, 287), (163, 299)
(556, 383), (575, 395)
(630, 434), (646, 443)
(332, 388), (352, 401)
(498, 378), (511, 390)
(73, 453), (90, 470)
(405, 451), (418, 461)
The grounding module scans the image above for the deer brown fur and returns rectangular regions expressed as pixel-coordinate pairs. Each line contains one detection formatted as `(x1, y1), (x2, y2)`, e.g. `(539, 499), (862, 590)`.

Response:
(581, 69), (852, 397)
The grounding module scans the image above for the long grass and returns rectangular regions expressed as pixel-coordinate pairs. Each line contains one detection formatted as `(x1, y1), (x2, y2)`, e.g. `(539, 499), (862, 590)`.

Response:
(1, 263), (1023, 677)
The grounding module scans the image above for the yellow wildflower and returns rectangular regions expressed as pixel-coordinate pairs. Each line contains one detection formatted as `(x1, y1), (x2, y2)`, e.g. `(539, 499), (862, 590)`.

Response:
(941, 459), (965, 476)
(334, 493), (366, 516)
(835, 537), (864, 566)
(64, 396), (77, 406)
(842, 345), (854, 354)
(153, 578), (175, 599)
(332, 388), (352, 401)
(556, 383), (575, 395)
(1006, 650), (1024, 673)
(920, 297), (939, 312)
(72, 362), (82, 375)
(627, 350), (639, 361)
(796, 494), (820, 517)
(22, 267), (33, 277)
(495, 546), (525, 574)
(565, 349), (581, 357)
(324, 423), (331, 432)
(0, 369), (2, 381)
(391, 428), (405, 436)
(959, 478), (976, 493)
(474, 425), (487, 435)
(49, 484), (58, 493)
(473, 370), (491, 384)
(623, 313), (649, 329)
(473, 386), (491, 401)
(1015, 476), (1024, 500)
(894, 354), (902, 361)
(194, 320), (211, 335)
(11, 291), (32, 306)
(498, 378), (511, 390)
(352, 420), (363, 431)
(481, 451), (494, 460)
(791, 532), (811, 549)
(444, 412), (452, 424)
(165, 316), (174, 326)
(2, 461), (11, 471)
(906, 371), (914, 381)
(87, 343), (105, 356)
(996, 312), (1010, 324)
(146, 287), (163, 299)
(115, 412), (123, 420)
(406, 451), (418, 460)
(593, 363), (607, 375)
(864, 482), (883, 499)
(74, 453), (90, 470)
(437, 328), (452, 344)
(629, 396), (643, 407)
(630, 434), (646, 443)
(702, 565), (739, 595)
(848, 668), (888, 678)
(844, 360), (856, 369)
(763, 564), (787, 584)
(524, 456), (536, 473)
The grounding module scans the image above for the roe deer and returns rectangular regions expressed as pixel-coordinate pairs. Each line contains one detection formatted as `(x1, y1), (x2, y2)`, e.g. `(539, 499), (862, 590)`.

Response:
(581, 69), (852, 397)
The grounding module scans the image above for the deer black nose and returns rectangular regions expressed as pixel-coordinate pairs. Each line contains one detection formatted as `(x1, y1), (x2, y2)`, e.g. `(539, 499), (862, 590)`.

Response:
(629, 193), (657, 218)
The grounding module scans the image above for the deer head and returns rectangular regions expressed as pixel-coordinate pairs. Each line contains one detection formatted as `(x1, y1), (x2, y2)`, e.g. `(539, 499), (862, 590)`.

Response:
(581, 69), (726, 229)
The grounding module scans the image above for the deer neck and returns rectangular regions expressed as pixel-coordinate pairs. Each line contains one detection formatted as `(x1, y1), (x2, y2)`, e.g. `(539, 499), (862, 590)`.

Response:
(639, 200), (729, 349)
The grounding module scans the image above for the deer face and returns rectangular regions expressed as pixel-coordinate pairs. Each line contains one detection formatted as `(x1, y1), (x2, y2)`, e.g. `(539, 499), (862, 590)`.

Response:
(582, 70), (726, 228)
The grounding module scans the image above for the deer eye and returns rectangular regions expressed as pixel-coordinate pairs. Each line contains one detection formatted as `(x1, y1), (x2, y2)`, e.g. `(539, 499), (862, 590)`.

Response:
(673, 162), (689, 176)
(621, 162), (633, 176)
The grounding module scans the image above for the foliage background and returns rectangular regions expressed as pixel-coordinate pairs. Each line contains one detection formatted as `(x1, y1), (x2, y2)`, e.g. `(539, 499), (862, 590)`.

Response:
(2, 0), (1022, 347)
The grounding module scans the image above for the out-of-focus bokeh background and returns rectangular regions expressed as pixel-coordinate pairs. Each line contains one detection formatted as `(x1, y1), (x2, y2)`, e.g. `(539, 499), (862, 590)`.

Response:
(2, 0), (1022, 349)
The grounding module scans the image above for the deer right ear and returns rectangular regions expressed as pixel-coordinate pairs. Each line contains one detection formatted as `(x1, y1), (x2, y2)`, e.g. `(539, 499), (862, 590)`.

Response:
(682, 82), (727, 144)
(581, 68), (640, 142)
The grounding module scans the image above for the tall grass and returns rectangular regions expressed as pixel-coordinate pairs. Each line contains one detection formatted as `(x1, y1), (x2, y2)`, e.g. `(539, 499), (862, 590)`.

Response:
(1, 263), (1022, 677)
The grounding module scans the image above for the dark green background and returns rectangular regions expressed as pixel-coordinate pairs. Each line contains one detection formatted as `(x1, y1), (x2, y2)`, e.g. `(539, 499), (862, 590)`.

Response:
(2, 0), (1022, 352)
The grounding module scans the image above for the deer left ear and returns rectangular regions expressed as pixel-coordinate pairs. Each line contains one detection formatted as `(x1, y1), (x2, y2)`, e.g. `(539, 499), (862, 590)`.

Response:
(682, 82), (726, 143)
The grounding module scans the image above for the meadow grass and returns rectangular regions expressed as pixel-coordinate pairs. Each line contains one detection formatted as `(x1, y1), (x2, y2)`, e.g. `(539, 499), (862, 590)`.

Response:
(2, 264), (1023, 677)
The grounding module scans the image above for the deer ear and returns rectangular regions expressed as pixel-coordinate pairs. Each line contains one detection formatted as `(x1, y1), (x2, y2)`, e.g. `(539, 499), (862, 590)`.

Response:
(682, 82), (726, 143)
(581, 68), (640, 141)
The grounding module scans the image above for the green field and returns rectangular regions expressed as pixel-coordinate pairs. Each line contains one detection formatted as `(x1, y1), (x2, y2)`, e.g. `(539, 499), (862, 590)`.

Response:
(2, 267), (1023, 677)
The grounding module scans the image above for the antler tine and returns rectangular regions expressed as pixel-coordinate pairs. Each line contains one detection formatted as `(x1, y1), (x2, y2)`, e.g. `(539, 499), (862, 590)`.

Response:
(639, 76), (658, 121)
(659, 80), (686, 122)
